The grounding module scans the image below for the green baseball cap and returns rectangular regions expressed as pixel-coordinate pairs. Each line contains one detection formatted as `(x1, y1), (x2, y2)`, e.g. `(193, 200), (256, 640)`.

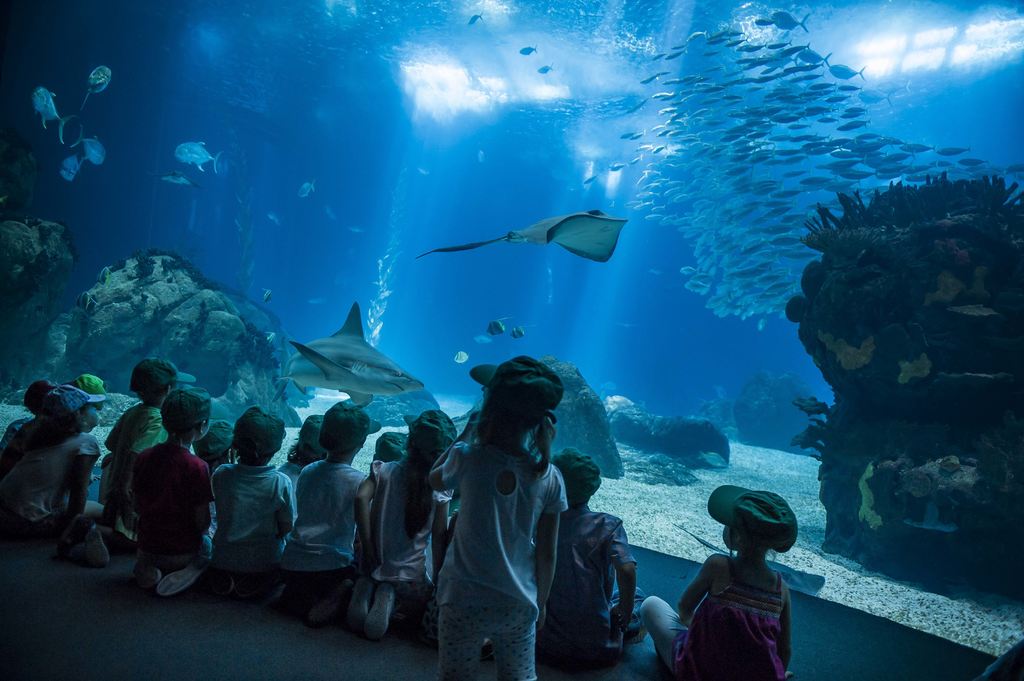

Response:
(194, 419), (233, 460)
(404, 410), (456, 454)
(708, 485), (798, 553)
(553, 448), (602, 506)
(374, 432), (407, 462)
(72, 374), (106, 409)
(320, 401), (382, 452)
(233, 406), (286, 456)
(130, 358), (196, 393)
(161, 388), (212, 433)
(475, 356), (563, 420)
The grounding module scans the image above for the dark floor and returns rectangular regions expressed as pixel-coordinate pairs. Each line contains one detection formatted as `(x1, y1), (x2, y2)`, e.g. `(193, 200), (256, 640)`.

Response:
(0, 540), (994, 681)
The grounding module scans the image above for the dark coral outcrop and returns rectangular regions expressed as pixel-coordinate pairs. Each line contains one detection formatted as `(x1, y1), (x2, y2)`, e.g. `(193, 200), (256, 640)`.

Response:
(789, 174), (1024, 597)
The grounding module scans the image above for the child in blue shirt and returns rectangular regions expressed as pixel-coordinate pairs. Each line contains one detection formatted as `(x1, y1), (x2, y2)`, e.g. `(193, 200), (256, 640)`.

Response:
(537, 447), (645, 667)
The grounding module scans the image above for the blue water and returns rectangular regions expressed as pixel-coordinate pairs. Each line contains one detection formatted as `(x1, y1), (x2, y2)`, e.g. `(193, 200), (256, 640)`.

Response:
(4, 0), (1023, 415)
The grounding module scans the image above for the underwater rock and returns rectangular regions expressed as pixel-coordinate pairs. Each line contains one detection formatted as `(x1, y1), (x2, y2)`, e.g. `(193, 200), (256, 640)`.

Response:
(0, 128), (38, 211)
(51, 251), (296, 426)
(733, 371), (815, 455)
(696, 395), (739, 441)
(605, 395), (730, 466)
(540, 356), (623, 478)
(0, 218), (75, 386)
(618, 447), (699, 487)
(362, 389), (441, 427)
(792, 175), (1024, 598)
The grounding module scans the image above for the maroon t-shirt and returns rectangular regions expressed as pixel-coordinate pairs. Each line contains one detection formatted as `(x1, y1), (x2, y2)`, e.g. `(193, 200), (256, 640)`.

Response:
(133, 442), (213, 555)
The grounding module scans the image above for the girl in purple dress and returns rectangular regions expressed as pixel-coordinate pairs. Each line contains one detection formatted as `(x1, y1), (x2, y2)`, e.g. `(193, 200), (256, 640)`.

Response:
(641, 485), (798, 681)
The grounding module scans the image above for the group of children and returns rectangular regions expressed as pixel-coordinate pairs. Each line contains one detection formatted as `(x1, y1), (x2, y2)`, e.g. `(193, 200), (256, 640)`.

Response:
(0, 354), (799, 681)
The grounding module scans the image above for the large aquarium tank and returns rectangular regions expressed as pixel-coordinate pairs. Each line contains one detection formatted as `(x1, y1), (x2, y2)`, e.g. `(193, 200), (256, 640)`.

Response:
(1, 0), (1023, 661)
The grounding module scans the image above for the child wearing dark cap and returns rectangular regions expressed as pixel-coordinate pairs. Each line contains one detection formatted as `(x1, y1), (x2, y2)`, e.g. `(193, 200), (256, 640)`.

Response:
(373, 431), (407, 465)
(101, 358), (195, 547)
(132, 388), (214, 592)
(0, 379), (58, 480)
(0, 385), (105, 554)
(208, 406), (293, 598)
(429, 356), (568, 681)
(279, 402), (379, 625)
(278, 414), (326, 490)
(193, 420), (234, 474)
(641, 485), (797, 681)
(537, 448), (645, 667)
(349, 410), (456, 641)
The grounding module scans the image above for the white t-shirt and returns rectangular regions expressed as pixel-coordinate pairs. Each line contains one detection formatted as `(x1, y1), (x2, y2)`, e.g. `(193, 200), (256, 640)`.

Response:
(281, 460), (365, 572)
(277, 461), (302, 506)
(369, 459), (452, 584)
(436, 441), (567, 616)
(211, 464), (294, 573)
(0, 432), (100, 522)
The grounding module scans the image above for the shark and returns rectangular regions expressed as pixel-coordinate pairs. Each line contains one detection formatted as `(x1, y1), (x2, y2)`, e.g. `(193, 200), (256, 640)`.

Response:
(280, 302), (424, 405)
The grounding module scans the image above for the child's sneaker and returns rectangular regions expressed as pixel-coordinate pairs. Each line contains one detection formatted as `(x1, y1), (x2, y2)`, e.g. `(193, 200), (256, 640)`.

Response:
(363, 582), (395, 640)
(306, 579), (353, 628)
(156, 560), (208, 597)
(346, 577), (375, 631)
(55, 515), (93, 560)
(83, 525), (109, 568)
(134, 563), (162, 590)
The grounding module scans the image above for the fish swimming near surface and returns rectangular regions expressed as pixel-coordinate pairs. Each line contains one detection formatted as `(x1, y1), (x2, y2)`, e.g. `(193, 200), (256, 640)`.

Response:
(487, 319), (506, 336)
(267, 212), (281, 225)
(511, 326), (526, 339)
(60, 155), (82, 182)
(537, 65), (553, 74)
(416, 209), (629, 263)
(828, 63), (866, 80)
(473, 334), (492, 344)
(936, 147), (970, 156)
(175, 142), (223, 173)
(519, 46), (536, 55)
(158, 171), (199, 187)
(80, 137), (106, 165)
(770, 11), (810, 32)
(280, 302), (424, 406)
(454, 351), (469, 364)
(263, 288), (272, 303)
(583, 175), (598, 185)
(468, 14), (482, 25)
(80, 66), (111, 110)
(298, 180), (316, 197)
(31, 86), (62, 129)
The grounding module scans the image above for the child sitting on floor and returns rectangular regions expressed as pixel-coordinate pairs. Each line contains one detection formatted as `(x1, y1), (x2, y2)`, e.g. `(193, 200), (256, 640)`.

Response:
(101, 359), (195, 549)
(640, 485), (796, 681)
(193, 420), (234, 474)
(132, 388), (214, 591)
(208, 407), (292, 598)
(372, 431), (407, 464)
(278, 414), (326, 489)
(537, 447), (646, 667)
(349, 410), (455, 641)
(0, 380), (58, 480)
(279, 401), (379, 625)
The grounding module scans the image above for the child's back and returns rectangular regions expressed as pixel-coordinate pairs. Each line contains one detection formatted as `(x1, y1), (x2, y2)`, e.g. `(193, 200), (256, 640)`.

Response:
(211, 461), (293, 572)
(281, 458), (363, 570)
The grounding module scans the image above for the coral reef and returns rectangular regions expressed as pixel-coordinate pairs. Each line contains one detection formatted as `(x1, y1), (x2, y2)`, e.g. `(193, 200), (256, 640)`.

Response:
(790, 174), (1024, 597)
(605, 395), (730, 467)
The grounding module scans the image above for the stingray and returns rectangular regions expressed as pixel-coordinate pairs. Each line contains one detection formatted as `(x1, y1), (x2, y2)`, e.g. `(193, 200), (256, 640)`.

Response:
(416, 209), (628, 263)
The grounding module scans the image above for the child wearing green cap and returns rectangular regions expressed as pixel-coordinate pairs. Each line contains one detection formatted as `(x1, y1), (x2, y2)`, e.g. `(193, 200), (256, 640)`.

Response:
(348, 410), (456, 641)
(279, 401), (379, 625)
(429, 356), (568, 681)
(537, 448), (645, 667)
(100, 358), (194, 547)
(131, 388), (214, 592)
(641, 485), (797, 681)
(208, 406), (293, 598)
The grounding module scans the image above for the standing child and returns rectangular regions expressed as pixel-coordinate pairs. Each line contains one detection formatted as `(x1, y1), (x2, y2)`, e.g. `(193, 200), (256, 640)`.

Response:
(101, 359), (195, 548)
(537, 448), (645, 667)
(278, 415), (326, 489)
(131, 388), (214, 591)
(429, 356), (567, 681)
(208, 407), (292, 598)
(349, 410), (456, 641)
(279, 402), (379, 625)
(640, 485), (797, 681)
(373, 431), (407, 465)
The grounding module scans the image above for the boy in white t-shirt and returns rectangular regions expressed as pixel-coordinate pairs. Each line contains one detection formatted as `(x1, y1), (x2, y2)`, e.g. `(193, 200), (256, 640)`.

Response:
(279, 401), (380, 626)
(208, 407), (293, 599)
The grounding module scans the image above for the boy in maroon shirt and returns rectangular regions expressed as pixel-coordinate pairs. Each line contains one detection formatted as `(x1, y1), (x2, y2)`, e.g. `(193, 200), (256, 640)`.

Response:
(132, 387), (214, 590)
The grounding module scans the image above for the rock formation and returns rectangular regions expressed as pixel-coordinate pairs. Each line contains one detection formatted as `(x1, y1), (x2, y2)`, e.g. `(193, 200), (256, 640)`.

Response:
(605, 395), (729, 466)
(0, 127), (37, 211)
(788, 174), (1024, 597)
(733, 371), (814, 454)
(364, 390), (441, 427)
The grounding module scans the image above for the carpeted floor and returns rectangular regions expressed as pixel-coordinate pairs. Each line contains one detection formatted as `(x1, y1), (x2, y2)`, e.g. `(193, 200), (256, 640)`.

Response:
(0, 540), (993, 681)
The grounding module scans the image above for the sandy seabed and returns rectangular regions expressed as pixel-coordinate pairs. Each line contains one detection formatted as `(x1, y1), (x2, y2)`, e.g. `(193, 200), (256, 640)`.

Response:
(2, 403), (1021, 656)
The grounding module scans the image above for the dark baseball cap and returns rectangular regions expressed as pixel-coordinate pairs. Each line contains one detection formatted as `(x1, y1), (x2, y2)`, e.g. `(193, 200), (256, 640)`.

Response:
(24, 380), (58, 414)
(161, 388), (212, 432)
(374, 431), (407, 463)
(320, 401), (382, 452)
(474, 356), (563, 420)
(194, 419), (234, 460)
(404, 410), (456, 454)
(130, 358), (196, 393)
(233, 406), (286, 456)
(553, 448), (602, 506)
(708, 485), (798, 553)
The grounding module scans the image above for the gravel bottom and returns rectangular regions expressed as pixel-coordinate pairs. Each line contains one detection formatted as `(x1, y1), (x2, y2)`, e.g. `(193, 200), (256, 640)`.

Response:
(3, 404), (1020, 655)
